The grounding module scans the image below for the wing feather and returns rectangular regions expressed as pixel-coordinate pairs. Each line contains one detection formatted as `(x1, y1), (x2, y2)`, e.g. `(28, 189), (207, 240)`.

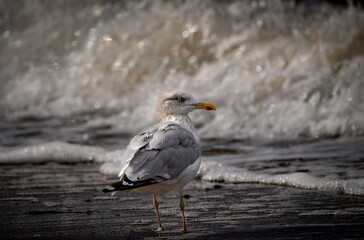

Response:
(118, 122), (201, 185)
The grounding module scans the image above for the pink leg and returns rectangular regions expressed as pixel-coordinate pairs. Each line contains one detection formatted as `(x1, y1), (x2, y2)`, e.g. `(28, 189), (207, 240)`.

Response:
(180, 194), (187, 233)
(153, 194), (164, 232)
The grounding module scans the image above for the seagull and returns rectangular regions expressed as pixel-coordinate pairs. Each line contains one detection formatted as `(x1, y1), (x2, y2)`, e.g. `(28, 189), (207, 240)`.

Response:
(103, 90), (216, 233)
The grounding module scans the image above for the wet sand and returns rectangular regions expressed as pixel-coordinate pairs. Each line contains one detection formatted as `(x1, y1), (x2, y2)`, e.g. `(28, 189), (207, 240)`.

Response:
(1, 162), (363, 239)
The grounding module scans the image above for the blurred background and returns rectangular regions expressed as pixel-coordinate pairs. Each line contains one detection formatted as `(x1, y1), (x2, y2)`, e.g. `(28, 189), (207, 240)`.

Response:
(1, 0), (363, 147)
(1, 3), (364, 238)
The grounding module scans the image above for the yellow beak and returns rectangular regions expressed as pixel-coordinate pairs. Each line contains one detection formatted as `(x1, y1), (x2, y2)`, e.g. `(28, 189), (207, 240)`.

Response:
(193, 101), (216, 111)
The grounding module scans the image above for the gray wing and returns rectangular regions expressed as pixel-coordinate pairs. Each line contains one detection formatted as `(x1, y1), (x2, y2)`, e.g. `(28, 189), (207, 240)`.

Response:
(118, 122), (201, 183)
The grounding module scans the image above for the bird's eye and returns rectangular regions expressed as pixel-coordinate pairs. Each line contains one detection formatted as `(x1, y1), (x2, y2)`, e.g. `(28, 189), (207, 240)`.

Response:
(177, 97), (185, 103)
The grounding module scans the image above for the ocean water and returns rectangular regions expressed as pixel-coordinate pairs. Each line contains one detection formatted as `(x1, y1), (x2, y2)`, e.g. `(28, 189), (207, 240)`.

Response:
(1, 0), (363, 195)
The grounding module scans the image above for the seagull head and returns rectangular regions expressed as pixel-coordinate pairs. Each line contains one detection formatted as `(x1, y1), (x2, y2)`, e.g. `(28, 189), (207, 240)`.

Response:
(156, 90), (216, 121)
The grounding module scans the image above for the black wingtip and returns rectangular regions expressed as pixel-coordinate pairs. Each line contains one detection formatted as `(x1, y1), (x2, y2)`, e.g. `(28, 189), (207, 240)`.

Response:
(102, 177), (161, 194)
(102, 188), (114, 193)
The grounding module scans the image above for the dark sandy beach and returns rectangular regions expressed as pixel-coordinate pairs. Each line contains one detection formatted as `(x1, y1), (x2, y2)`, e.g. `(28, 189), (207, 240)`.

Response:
(1, 162), (363, 239)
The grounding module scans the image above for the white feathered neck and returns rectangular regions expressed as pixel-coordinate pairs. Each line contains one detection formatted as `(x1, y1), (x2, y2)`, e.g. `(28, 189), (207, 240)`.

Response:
(161, 114), (197, 140)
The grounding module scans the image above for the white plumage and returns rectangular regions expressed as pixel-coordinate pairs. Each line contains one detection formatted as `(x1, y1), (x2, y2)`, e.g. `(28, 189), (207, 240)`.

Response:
(103, 90), (216, 232)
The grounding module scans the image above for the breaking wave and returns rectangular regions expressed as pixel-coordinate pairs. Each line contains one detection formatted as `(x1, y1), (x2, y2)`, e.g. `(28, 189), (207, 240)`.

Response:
(1, 0), (364, 140)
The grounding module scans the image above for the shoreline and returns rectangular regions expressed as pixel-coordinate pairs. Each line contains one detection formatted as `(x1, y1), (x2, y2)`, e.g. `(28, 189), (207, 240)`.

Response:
(1, 162), (363, 239)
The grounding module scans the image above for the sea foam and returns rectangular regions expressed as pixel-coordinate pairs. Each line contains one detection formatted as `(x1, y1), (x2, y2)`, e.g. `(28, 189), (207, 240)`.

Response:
(198, 160), (364, 196)
(0, 141), (122, 164)
(1, 141), (363, 196)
